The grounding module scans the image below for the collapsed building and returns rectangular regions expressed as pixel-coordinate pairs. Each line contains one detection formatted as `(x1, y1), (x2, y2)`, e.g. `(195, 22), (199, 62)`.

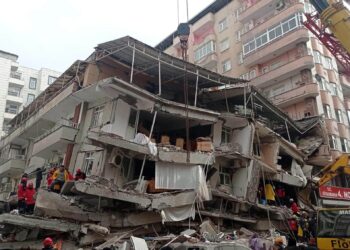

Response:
(0, 37), (332, 249)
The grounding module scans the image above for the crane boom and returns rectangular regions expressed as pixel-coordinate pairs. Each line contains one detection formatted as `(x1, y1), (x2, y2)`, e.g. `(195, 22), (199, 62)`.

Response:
(305, 0), (350, 75)
(318, 154), (350, 186)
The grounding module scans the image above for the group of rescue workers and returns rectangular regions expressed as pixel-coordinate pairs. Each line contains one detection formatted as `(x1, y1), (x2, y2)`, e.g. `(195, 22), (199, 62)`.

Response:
(16, 165), (86, 214)
(258, 182), (317, 248)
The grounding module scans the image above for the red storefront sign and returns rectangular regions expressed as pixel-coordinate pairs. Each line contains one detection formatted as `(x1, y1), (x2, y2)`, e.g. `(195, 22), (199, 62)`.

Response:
(319, 186), (350, 201)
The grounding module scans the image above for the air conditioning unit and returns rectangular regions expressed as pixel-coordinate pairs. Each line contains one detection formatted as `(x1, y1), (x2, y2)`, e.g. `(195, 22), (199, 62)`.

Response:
(109, 153), (123, 168)
(276, 0), (285, 10)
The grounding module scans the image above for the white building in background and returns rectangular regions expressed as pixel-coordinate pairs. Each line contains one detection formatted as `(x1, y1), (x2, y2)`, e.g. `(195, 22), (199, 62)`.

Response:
(0, 50), (61, 136)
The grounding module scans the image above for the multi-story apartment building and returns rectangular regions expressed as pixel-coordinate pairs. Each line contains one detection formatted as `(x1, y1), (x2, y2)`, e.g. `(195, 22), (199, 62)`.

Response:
(0, 50), (60, 136)
(157, 0), (350, 163)
(0, 37), (327, 246)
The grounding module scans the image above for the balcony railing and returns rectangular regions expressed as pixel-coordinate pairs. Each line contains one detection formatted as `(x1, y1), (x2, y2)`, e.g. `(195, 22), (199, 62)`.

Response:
(10, 71), (22, 80)
(5, 108), (18, 115)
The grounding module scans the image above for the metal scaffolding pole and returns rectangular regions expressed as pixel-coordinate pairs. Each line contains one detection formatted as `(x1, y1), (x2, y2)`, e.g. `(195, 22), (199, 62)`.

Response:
(130, 46), (136, 84)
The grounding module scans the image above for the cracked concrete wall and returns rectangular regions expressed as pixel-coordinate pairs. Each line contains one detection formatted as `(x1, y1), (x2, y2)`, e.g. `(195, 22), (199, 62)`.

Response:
(232, 123), (254, 156)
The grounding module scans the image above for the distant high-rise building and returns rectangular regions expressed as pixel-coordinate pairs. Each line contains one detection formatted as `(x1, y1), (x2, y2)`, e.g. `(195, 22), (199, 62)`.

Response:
(157, 0), (350, 162)
(0, 50), (60, 136)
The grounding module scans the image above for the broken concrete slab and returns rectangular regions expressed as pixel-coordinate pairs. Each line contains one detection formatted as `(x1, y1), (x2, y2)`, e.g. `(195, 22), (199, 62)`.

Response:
(35, 189), (162, 227)
(0, 213), (80, 233)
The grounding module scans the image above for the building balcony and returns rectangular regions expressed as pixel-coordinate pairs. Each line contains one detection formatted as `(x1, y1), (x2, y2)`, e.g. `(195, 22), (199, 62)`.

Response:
(241, 2), (305, 42)
(338, 123), (349, 139)
(197, 52), (218, 71)
(0, 156), (25, 178)
(6, 95), (23, 105)
(270, 83), (319, 108)
(32, 124), (78, 158)
(9, 72), (24, 86)
(344, 98), (350, 109)
(244, 28), (310, 67)
(324, 119), (339, 136)
(340, 74), (350, 87)
(192, 12), (214, 36)
(239, 0), (275, 23)
(3, 112), (16, 121)
(250, 54), (314, 88)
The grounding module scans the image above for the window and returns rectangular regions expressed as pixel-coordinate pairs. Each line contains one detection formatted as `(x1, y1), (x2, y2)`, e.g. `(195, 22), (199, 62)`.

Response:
(219, 166), (231, 186)
(314, 51), (322, 64)
(218, 18), (228, 32)
(221, 127), (231, 144)
(249, 69), (256, 79)
(324, 57), (333, 70)
(222, 60), (232, 73)
(324, 104), (332, 119)
(121, 156), (132, 180)
(336, 109), (343, 123)
(90, 105), (104, 127)
(341, 138), (349, 152)
(82, 152), (94, 176)
(29, 77), (37, 89)
(242, 13), (303, 55)
(126, 108), (139, 139)
(329, 135), (337, 149)
(235, 30), (241, 42)
(194, 41), (216, 61)
(47, 76), (57, 85)
(7, 85), (21, 97)
(330, 83), (338, 96)
(238, 52), (243, 65)
(220, 39), (230, 52)
(317, 76), (325, 90)
(27, 94), (35, 104)
(5, 103), (19, 114)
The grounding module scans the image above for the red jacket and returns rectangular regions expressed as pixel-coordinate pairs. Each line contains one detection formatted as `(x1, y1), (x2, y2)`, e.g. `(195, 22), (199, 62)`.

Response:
(25, 187), (36, 205)
(17, 184), (26, 200)
(291, 202), (299, 214)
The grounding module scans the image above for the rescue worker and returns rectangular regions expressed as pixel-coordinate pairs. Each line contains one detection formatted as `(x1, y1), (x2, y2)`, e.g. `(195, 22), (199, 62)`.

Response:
(276, 185), (286, 205)
(265, 183), (276, 206)
(46, 168), (55, 187)
(50, 165), (69, 193)
(35, 167), (43, 191)
(42, 237), (55, 250)
(288, 215), (298, 246)
(17, 177), (27, 214)
(74, 169), (86, 181)
(289, 198), (299, 214)
(25, 182), (36, 214)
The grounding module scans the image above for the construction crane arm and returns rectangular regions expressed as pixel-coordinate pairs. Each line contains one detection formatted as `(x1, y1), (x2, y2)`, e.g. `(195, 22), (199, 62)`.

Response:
(305, 0), (350, 75)
(318, 154), (350, 186)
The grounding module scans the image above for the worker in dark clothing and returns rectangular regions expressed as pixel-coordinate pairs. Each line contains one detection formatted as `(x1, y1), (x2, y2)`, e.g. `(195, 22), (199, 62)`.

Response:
(35, 167), (43, 191)
(42, 237), (56, 250)
(288, 215), (299, 246)
(17, 177), (27, 214)
(25, 182), (36, 214)
(74, 169), (86, 181)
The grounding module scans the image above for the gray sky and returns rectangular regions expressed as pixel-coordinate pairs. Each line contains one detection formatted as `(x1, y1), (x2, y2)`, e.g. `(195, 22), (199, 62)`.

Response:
(0, 0), (214, 72)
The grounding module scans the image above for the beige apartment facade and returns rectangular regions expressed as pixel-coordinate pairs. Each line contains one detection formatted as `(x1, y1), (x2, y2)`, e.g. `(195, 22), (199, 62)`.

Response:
(158, 0), (350, 163)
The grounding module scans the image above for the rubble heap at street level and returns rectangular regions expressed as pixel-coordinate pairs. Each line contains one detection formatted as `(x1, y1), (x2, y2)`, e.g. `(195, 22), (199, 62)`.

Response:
(0, 35), (337, 249)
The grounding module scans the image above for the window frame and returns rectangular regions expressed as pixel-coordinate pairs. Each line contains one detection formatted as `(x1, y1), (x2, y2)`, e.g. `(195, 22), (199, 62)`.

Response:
(29, 77), (37, 90)
(47, 76), (57, 85)
(90, 105), (104, 128)
(27, 94), (35, 104)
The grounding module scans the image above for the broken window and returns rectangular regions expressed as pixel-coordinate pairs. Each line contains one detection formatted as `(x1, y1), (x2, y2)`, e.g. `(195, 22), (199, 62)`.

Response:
(221, 127), (231, 144)
(90, 105), (104, 128)
(121, 156), (133, 180)
(83, 152), (94, 175)
(219, 166), (231, 186)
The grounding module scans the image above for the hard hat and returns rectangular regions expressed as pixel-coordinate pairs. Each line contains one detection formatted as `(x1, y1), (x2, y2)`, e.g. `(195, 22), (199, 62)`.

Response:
(43, 237), (53, 247)
(77, 168), (81, 173)
(289, 198), (294, 202)
(21, 177), (27, 182)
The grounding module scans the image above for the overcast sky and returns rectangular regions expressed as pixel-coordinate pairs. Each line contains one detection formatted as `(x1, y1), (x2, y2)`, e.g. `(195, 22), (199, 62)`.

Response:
(0, 0), (214, 72)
